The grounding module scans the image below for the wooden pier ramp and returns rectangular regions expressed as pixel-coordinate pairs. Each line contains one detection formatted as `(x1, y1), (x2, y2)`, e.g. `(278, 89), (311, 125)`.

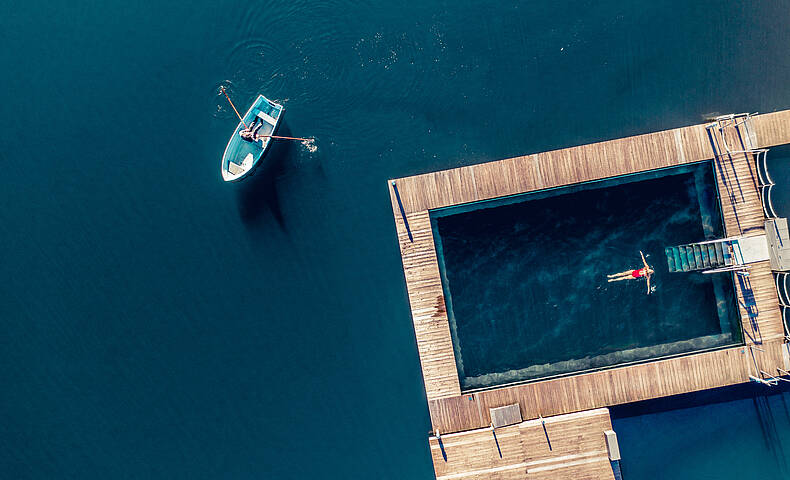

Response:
(389, 110), (790, 480)
(430, 408), (617, 480)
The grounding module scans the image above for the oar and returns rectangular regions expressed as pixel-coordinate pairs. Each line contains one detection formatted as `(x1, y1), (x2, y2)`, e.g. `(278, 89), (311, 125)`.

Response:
(220, 87), (314, 144)
(219, 86), (248, 129)
(256, 134), (313, 142)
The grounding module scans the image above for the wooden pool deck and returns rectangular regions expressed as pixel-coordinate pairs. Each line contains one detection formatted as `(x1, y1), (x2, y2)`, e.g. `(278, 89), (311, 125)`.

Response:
(389, 111), (790, 479)
(390, 111), (790, 215)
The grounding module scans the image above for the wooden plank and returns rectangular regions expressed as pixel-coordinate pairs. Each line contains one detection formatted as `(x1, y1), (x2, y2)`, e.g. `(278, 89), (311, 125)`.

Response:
(390, 201), (461, 400)
(604, 430), (621, 461)
(520, 409), (615, 480)
(754, 111), (790, 149)
(428, 408), (615, 480)
(395, 112), (790, 480)
(709, 121), (784, 346)
(390, 112), (788, 408)
(389, 110), (790, 214)
(427, 340), (786, 434)
(490, 404), (523, 428)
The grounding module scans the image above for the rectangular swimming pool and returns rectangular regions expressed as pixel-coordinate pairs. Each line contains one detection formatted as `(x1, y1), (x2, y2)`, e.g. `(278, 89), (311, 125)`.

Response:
(431, 161), (743, 391)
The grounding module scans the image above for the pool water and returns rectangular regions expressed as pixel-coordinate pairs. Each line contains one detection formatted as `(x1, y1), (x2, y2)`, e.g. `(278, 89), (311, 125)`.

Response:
(432, 161), (743, 390)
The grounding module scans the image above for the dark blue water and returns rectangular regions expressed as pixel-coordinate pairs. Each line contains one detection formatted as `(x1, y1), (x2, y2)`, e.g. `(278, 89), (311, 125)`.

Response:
(613, 385), (790, 480)
(1, 1), (790, 478)
(434, 163), (741, 389)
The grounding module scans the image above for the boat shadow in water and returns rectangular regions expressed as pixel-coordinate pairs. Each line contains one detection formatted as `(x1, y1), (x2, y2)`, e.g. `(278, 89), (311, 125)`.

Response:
(236, 124), (295, 231)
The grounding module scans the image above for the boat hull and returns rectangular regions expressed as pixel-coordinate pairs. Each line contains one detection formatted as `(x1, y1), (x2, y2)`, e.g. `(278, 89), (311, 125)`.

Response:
(221, 95), (284, 182)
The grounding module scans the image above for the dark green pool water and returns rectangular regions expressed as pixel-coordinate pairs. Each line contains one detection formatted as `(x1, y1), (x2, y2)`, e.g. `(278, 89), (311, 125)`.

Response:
(434, 162), (742, 389)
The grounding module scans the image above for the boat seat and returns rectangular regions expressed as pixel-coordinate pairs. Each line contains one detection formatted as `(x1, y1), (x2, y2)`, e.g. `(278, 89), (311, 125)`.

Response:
(255, 109), (278, 126)
(227, 161), (244, 175)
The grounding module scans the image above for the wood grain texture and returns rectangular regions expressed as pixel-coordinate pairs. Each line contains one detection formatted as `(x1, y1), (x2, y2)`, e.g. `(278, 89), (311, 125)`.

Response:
(427, 341), (785, 434)
(753, 111), (790, 149)
(429, 408), (615, 480)
(391, 206), (461, 400)
(389, 113), (790, 455)
(389, 111), (790, 214)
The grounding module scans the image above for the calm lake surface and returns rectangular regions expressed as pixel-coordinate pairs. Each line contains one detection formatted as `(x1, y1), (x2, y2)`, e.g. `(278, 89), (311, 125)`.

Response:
(1, 1), (790, 478)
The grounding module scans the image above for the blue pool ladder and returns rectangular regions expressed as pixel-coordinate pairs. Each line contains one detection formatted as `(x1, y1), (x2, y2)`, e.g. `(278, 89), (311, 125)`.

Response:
(664, 239), (742, 273)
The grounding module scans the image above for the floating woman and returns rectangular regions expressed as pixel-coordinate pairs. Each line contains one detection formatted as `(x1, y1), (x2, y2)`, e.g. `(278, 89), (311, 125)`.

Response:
(607, 251), (654, 294)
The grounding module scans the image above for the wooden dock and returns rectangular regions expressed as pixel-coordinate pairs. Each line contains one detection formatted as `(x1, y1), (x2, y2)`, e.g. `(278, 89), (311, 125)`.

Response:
(430, 408), (617, 480)
(389, 110), (790, 480)
(390, 111), (790, 216)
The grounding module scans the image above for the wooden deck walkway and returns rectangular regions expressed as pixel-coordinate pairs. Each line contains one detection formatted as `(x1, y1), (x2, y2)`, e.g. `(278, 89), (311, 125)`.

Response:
(390, 111), (790, 479)
(427, 340), (787, 434)
(753, 111), (790, 148)
(390, 110), (790, 216)
(429, 408), (617, 480)
(395, 209), (462, 398)
(391, 110), (790, 404)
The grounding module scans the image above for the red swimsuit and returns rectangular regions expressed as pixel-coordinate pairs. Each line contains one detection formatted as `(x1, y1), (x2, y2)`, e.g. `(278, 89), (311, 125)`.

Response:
(632, 268), (646, 278)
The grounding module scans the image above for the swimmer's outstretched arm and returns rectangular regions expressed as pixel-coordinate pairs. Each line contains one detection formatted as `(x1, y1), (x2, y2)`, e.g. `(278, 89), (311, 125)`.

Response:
(646, 273), (651, 294)
(640, 251), (649, 269)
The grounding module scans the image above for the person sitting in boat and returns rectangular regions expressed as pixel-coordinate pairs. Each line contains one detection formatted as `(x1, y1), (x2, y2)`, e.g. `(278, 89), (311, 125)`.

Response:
(607, 251), (654, 294)
(239, 117), (263, 142)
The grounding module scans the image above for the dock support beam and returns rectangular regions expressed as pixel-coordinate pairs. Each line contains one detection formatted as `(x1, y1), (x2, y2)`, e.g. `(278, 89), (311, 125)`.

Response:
(391, 181), (413, 242)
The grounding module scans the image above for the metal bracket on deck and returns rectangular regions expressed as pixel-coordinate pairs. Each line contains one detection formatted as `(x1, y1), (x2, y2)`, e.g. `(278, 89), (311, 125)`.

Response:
(760, 370), (789, 384)
(749, 374), (777, 386)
